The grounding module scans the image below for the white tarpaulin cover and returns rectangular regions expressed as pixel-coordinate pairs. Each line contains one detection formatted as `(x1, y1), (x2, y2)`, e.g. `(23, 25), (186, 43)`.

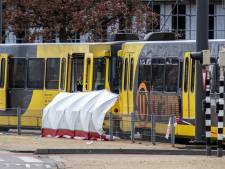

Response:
(41, 90), (118, 140)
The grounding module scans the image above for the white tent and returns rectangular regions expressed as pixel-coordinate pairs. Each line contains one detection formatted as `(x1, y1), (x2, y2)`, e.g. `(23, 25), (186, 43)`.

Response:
(42, 90), (118, 140)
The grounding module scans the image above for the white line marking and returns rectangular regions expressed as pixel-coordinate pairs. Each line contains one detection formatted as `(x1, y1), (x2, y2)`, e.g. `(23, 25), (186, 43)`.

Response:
(17, 156), (43, 163)
(25, 164), (31, 168)
(0, 158), (4, 162)
(45, 164), (52, 168)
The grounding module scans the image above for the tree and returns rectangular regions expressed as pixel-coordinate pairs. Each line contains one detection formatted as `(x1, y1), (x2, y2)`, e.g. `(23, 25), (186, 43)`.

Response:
(3, 0), (158, 42)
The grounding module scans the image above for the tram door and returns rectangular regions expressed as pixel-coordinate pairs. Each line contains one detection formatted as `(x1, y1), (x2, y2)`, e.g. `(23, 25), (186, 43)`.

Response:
(182, 52), (196, 119)
(122, 53), (134, 114)
(83, 53), (94, 91)
(70, 53), (85, 92)
(0, 54), (8, 110)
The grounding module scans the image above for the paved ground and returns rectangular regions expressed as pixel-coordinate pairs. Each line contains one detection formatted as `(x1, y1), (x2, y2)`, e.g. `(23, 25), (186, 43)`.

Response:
(0, 151), (57, 169)
(1, 133), (225, 169)
(0, 134), (177, 152)
(51, 154), (225, 169)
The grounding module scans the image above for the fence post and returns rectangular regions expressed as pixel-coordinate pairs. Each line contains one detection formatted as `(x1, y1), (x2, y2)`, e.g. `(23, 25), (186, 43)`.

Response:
(109, 112), (113, 141)
(130, 112), (135, 143)
(170, 115), (175, 147)
(151, 115), (156, 145)
(17, 108), (21, 135)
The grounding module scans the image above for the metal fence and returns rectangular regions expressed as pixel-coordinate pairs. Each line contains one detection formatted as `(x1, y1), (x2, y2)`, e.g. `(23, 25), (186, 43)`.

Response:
(106, 113), (176, 147)
(0, 108), (176, 146)
(0, 108), (41, 135)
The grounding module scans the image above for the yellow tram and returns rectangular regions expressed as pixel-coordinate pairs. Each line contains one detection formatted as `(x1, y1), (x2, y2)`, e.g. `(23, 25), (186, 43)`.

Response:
(113, 40), (225, 138)
(0, 42), (121, 129)
(0, 39), (225, 139)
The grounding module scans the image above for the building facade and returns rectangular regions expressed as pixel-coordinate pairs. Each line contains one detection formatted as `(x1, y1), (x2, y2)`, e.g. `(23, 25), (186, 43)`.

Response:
(148, 0), (225, 40)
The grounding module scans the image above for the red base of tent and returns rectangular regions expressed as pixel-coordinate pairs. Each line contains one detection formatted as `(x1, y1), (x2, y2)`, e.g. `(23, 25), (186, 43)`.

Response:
(41, 128), (107, 140)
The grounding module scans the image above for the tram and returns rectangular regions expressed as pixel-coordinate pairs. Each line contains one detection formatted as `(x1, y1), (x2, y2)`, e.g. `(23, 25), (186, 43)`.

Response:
(0, 42), (122, 129)
(114, 39), (225, 138)
(0, 39), (225, 138)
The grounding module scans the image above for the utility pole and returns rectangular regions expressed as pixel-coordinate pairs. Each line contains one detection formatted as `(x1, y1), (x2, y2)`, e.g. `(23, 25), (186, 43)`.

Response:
(195, 0), (209, 142)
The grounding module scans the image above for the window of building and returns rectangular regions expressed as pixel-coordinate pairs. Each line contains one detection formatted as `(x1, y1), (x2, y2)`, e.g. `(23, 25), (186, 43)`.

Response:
(172, 4), (186, 39)
(0, 59), (5, 88)
(45, 58), (60, 89)
(119, 17), (125, 31)
(27, 58), (45, 89)
(9, 58), (26, 88)
(209, 4), (214, 39)
(147, 5), (160, 32)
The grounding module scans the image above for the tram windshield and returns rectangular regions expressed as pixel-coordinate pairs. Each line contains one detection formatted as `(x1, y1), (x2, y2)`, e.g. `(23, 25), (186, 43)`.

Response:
(93, 58), (106, 90)
(138, 57), (179, 92)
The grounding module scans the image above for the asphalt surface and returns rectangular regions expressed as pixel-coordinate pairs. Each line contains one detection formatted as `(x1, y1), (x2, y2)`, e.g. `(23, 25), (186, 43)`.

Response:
(0, 151), (57, 169)
(54, 154), (225, 169)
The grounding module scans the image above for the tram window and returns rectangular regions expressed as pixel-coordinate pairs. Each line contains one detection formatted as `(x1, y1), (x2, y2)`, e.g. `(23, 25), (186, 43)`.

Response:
(60, 58), (66, 90)
(152, 64), (164, 91)
(124, 58), (128, 90)
(184, 58), (189, 92)
(86, 58), (90, 89)
(0, 59), (5, 88)
(109, 57), (123, 94)
(73, 57), (84, 92)
(9, 58), (26, 88)
(179, 62), (183, 88)
(93, 58), (106, 90)
(191, 60), (195, 92)
(130, 58), (134, 90)
(117, 58), (123, 92)
(27, 58), (45, 89)
(138, 60), (151, 90)
(45, 58), (60, 89)
(119, 59), (123, 91)
(165, 64), (179, 92)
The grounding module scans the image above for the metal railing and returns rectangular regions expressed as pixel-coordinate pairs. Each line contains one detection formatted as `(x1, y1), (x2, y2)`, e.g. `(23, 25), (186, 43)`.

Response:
(0, 108), (41, 135)
(0, 107), (176, 147)
(106, 112), (176, 147)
